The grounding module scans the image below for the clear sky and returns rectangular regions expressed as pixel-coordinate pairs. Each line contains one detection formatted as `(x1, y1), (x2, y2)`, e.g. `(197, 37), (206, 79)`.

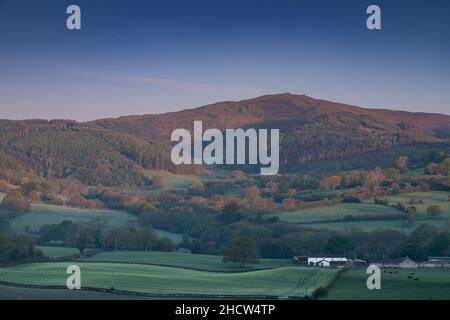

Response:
(0, 0), (449, 121)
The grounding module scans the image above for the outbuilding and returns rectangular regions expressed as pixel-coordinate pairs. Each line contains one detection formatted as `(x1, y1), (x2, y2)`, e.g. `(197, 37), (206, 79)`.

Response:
(399, 257), (417, 269)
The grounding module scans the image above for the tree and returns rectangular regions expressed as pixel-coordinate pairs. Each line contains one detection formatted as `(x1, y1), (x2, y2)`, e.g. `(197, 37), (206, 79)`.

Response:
(244, 186), (261, 199)
(223, 236), (260, 267)
(363, 168), (384, 198)
(218, 200), (243, 224)
(400, 240), (427, 260)
(139, 226), (158, 251)
(0, 190), (30, 216)
(320, 176), (341, 190)
(396, 156), (408, 172)
(0, 231), (34, 262)
(401, 224), (439, 259)
(188, 182), (204, 195)
(403, 206), (417, 228)
(155, 237), (175, 251)
(151, 175), (164, 189)
(312, 287), (329, 300)
(427, 205), (443, 219)
(325, 235), (352, 255)
(428, 232), (450, 256)
(342, 195), (361, 203)
(282, 198), (297, 211)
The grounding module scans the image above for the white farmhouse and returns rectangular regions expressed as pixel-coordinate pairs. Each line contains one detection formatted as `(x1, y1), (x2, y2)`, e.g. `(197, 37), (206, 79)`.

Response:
(399, 258), (417, 269)
(307, 257), (348, 267)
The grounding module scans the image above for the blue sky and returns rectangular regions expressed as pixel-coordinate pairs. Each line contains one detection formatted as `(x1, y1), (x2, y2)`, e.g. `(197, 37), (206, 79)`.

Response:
(0, 0), (449, 120)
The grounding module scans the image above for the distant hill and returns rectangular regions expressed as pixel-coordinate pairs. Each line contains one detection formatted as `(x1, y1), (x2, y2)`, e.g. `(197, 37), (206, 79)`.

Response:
(89, 93), (450, 169)
(0, 121), (202, 186)
(1, 93), (449, 185)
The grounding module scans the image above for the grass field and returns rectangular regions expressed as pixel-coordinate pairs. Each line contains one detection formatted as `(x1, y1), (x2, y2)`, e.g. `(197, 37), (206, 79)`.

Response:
(383, 191), (450, 217)
(0, 284), (152, 300)
(0, 262), (338, 298)
(10, 204), (137, 233)
(327, 268), (450, 300)
(36, 246), (81, 258)
(77, 250), (293, 272)
(274, 203), (401, 224)
(9, 204), (184, 243)
(144, 170), (211, 190)
(299, 219), (447, 232)
(273, 191), (450, 232)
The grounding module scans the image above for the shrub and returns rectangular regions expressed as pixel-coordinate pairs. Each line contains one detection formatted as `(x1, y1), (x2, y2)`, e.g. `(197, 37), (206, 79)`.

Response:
(342, 195), (362, 203)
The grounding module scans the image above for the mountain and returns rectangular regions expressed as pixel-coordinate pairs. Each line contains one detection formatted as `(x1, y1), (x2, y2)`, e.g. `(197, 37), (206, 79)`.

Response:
(89, 93), (450, 169)
(1, 93), (449, 186)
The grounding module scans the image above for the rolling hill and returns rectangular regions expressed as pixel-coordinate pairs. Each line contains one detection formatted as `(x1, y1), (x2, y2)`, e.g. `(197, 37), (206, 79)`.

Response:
(1, 93), (449, 185)
(90, 93), (450, 169)
(0, 121), (202, 186)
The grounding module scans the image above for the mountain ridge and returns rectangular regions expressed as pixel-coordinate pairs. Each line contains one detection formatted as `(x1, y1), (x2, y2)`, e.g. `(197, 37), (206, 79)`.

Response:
(88, 93), (450, 141)
(1, 93), (449, 185)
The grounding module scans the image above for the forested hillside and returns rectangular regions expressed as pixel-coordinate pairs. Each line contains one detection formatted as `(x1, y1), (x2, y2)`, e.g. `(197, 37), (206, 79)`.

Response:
(90, 93), (450, 170)
(1, 93), (450, 185)
(0, 121), (202, 186)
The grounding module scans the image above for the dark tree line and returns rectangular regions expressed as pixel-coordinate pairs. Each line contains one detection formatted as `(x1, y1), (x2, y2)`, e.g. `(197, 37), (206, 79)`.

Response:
(38, 220), (175, 253)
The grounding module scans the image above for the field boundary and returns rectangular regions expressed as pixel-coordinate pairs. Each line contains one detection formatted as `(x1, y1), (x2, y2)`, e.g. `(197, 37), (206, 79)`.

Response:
(312, 269), (343, 300)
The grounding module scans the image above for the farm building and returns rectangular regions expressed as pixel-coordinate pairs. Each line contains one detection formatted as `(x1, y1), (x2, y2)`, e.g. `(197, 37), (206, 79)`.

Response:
(369, 258), (417, 268)
(399, 258), (418, 269)
(426, 257), (450, 268)
(307, 257), (348, 267)
(428, 257), (450, 263)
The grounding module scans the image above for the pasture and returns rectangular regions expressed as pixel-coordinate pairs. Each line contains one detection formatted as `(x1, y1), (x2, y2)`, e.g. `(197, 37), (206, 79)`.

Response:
(274, 203), (400, 224)
(36, 246), (81, 258)
(273, 191), (450, 232)
(0, 262), (338, 298)
(9, 204), (183, 243)
(383, 191), (450, 217)
(299, 219), (446, 232)
(0, 284), (152, 300)
(327, 268), (450, 300)
(144, 170), (211, 190)
(77, 250), (293, 271)
(10, 204), (136, 233)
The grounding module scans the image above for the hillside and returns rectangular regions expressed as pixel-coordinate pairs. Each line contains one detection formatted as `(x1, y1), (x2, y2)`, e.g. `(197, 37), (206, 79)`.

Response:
(0, 121), (202, 186)
(1, 94), (449, 183)
(90, 93), (450, 168)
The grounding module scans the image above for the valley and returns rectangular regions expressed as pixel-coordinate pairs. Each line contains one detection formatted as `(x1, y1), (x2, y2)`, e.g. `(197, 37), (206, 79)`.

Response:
(1, 93), (450, 300)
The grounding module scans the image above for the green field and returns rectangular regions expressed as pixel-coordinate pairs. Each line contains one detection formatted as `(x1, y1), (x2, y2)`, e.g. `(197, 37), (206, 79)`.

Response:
(0, 262), (338, 298)
(328, 268), (450, 300)
(144, 170), (211, 190)
(36, 246), (82, 258)
(10, 204), (137, 233)
(299, 219), (447, 232)
(0, 284), (152, 300)
(274, 203), (401, 224)
(384, 191), (450, 217)
(273, 191), (450, 232)
(77, 250), (293, 272)
(9, 204), (183, 243)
